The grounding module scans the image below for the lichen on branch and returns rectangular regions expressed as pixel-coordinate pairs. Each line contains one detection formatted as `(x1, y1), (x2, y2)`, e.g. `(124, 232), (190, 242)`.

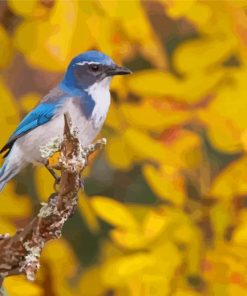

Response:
(0, 113), (106, 290)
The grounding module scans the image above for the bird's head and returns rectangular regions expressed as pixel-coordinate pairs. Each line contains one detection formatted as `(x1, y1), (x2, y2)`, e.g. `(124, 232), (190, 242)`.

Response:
(61, 50), (131, 95)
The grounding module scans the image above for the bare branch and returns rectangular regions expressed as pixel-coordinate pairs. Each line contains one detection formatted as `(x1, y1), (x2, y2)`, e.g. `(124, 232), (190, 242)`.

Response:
(0, 113), (106, 289)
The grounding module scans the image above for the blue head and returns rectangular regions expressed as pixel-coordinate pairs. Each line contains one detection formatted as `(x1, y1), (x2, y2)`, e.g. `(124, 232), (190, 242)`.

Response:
(60, 50), (131, 95)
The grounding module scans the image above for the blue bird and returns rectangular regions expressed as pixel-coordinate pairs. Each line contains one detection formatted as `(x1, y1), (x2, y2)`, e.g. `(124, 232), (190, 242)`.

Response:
(0, 50), (131, 191)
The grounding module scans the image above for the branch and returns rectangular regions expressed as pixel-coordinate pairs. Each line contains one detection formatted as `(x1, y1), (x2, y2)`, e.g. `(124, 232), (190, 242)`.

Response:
(0, 113), (106, 290)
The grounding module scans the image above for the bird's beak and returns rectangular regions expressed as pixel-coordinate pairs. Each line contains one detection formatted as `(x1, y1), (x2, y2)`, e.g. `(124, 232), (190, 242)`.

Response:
(106, 65), (132, 76)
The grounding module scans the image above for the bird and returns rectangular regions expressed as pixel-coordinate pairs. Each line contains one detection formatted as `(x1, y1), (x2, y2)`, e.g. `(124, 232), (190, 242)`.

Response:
(0, 50), (131, 191)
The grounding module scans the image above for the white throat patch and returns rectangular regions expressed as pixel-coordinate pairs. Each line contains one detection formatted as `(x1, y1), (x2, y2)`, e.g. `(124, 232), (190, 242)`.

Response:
(86, 77), (112, 128)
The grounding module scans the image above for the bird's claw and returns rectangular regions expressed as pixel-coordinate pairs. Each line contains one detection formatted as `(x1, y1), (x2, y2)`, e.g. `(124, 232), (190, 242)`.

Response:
(53, 176), (61, 192)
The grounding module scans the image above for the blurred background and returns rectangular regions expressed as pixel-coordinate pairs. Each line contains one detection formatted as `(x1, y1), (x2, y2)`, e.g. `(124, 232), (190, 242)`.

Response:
(0, 0), (247, 295)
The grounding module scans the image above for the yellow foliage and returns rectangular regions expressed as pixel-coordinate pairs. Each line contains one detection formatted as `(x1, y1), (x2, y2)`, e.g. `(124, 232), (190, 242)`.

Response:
(19, 93), (40, 113)
(78, 192), (100, 233)
(143, 164), (186, 206)
(128, 69), (224, 104)
(128, 70), (180, 97)
(38, 240), (77, 296)
(123, 127), (183, 167)
(173, 37), (235, 75)
(5, 276), (42, 296)
(0, 182), (31, 218)
(232, 210), (247, 244)
(91, 196), (139, 230)
(34, 167), (54, 202)
(162, 0), (197, 19)
(14, 0), (81, 71)
(119, 100), (190, 132)
(48, 151), (61, 167)
(8, 0), (38, 17)
(105, 135), (135, 170)
(0, 26), (13, 69)
(77, 266), (106, 296)
(0, 80), (19, 147)
(210, 156), (247, 200)
(1, 0), (247, 295)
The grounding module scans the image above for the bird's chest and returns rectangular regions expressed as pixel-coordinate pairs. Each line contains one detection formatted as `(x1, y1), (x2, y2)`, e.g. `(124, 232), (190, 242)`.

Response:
(59, 94), (110, 145)
(19, 91), (110, 165)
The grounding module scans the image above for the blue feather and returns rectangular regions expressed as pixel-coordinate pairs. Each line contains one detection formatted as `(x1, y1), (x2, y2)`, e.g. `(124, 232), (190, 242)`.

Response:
(0, 101), (62, 156)
(12, 103), (57, 139)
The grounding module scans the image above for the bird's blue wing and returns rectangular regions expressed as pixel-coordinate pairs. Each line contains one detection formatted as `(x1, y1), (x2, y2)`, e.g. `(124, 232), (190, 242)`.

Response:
(0, 102), (59, 157)
(0, 86), (67, 157)
(12, 103), (56, 138)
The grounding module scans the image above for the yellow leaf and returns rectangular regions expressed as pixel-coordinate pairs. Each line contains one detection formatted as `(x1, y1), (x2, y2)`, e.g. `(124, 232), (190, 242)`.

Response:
(123, 128), (182, 166)
(0, 25), (13, 68)
(128, 69), (224, 104)
(183, 2), (212, 28)
(162, 0), (197, 19)
(233, 211), (247, 244)
(40, 239), (77, 280)
(173, 37), (236, 75)
(191, 1), (237, 37)
(241, 130), (247, 152)
(142, 207), (170, 239)
(105, 103), (122, 131)
(5, 275), (42, 296)
(229, 284), (247, 296)
(148, 241), (182, 287)
(14, 0), (86, 71)
(34, 167), (54, 202)
(0, 80), (19, 147)
(0, 183), (31, 218)
(99, 0), (142, 20)
(91, 196), (139, 230)
(178, 70), (224, 103)
(198, 69), (247, 153)
(174, 288), (201, 296)
(99, 0), (167, 68)
(210, 202), (232, 241)
(0, 218), (16, 234)
(105, 136), (134, 170)
(102, 253), (153, 286)
(198, 109), (242, 153)
(120, 100), (189, 132)
(68, 6), (95, 59)
(20, 93), (40, 114)
(210, 156), (247, 200)
(8, 0), (39, 16)
(165, 129), (202, 169)
(143, 164), (186, 206)
(111, 229), (147, 250)
(78, 267), (106, 296)
(128, 70), (180, 97)
(78, 192), (100, 233)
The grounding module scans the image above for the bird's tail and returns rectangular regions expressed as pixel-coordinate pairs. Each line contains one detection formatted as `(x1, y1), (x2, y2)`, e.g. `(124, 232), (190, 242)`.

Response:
(0, 161), (9, 191)
(0, 160), (18, 192)
(0, 182), (5, 192)
(0, 148), (25, 192)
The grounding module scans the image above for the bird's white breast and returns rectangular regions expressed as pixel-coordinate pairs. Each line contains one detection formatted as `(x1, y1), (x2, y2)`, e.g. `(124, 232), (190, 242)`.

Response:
(16, 83), (111, 165)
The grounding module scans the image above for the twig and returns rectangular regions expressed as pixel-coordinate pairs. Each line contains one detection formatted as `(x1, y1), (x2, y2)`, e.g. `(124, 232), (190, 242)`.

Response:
(0, 113), (106, 290)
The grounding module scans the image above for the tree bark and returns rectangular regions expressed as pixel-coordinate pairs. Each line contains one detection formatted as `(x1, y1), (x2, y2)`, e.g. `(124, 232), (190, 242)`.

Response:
(0, 113), (106, 292)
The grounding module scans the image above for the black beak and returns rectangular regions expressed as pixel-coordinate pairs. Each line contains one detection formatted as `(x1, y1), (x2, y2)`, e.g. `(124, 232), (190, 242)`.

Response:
(106, 65), (132, 76)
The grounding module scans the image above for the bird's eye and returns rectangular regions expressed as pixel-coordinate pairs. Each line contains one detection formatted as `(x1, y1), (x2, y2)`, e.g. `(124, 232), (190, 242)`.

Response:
(89, 64), (100, 72)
